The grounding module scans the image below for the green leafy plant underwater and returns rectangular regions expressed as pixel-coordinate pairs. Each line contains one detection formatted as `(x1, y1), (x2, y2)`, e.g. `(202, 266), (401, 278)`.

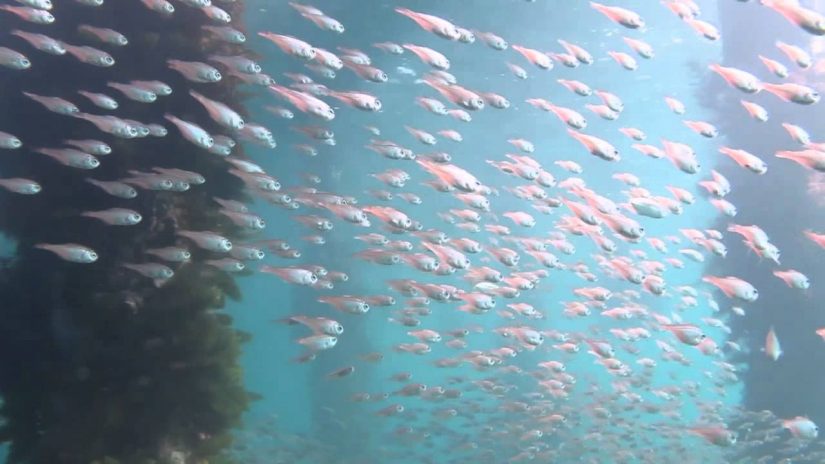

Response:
(0, 2), (259, 463)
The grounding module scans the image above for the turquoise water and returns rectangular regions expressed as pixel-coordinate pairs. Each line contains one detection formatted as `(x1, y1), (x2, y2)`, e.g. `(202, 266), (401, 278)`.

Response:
(2, 0), (825, 463)
(232, 1), (738, 462)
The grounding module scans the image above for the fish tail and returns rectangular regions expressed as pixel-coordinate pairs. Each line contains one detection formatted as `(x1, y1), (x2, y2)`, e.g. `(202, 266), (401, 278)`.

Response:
(760, 82), (777, 95)
(280, 316), (302, 326)
(394, 7), (414, 18)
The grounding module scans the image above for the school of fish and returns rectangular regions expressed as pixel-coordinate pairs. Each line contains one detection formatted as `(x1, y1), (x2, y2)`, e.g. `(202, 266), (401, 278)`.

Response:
(3, 0), (825, 463)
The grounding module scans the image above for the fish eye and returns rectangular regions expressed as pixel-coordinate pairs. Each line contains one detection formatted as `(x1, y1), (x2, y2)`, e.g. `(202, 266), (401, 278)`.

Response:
(132, 214), (142, 222)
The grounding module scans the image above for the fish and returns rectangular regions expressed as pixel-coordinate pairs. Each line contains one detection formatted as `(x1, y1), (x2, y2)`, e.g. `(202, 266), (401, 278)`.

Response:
(764, 326), (783, 361)
(0, 5), (55, 24)
(0, 178), (41, 194)
(395, 8), (460, 40)
(34, 243), (98, 263)
(81, 208), (142, 226)
(3, 1), (825, 463)
(762, 0), (825, 36)
(590, 2), (645, 28)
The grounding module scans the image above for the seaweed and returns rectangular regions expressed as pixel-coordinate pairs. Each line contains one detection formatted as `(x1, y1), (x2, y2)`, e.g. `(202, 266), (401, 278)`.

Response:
(0, 1), (259, 462)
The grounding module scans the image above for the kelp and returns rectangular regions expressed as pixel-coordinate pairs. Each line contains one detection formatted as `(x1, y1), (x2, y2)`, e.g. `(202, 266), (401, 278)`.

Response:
(0, 1), (258, 462)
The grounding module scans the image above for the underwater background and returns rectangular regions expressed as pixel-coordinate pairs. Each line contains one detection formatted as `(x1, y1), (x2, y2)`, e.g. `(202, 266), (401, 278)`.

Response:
(0, 0), (825, 463)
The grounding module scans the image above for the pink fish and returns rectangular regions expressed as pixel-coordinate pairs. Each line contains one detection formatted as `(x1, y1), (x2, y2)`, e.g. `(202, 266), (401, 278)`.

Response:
(762, 1), (825, 36)
(422, 78), (484, 110)
(685, 18), (720, 40)
(758, 55), (789, 77)
(764, 326), (782, 360)
(776, 149), (825, 171)
(702, 275), (758, 301)
(0, 4), (54, 24)
(268, 84), (334, 120)
(689, 426), (737, 446)
(719, 146), (768, 174)
(567, 129), (619, 161)
(683, 120), (718, 138)
(590, 2), (644, 28)
(804, 230), (825, 248)
(741, 100), (769, 121)
(708, 63), (761, 93)
(395, 8), (460, 40)
(403, 44), (450, 70)
(762, 82), (820, 104)
(623, 36), (654, 58)
(261, 266), (318, 285)
(512, 45), (553, 69)
(777, 40), (812, 68)
(258, 32), (316, 60)
(663, 324), (706, 346)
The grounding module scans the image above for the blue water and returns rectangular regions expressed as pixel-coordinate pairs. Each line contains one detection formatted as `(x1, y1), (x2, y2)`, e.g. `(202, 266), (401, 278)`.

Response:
(230, 1), (738, 462)
(3, 0), (825, 463)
